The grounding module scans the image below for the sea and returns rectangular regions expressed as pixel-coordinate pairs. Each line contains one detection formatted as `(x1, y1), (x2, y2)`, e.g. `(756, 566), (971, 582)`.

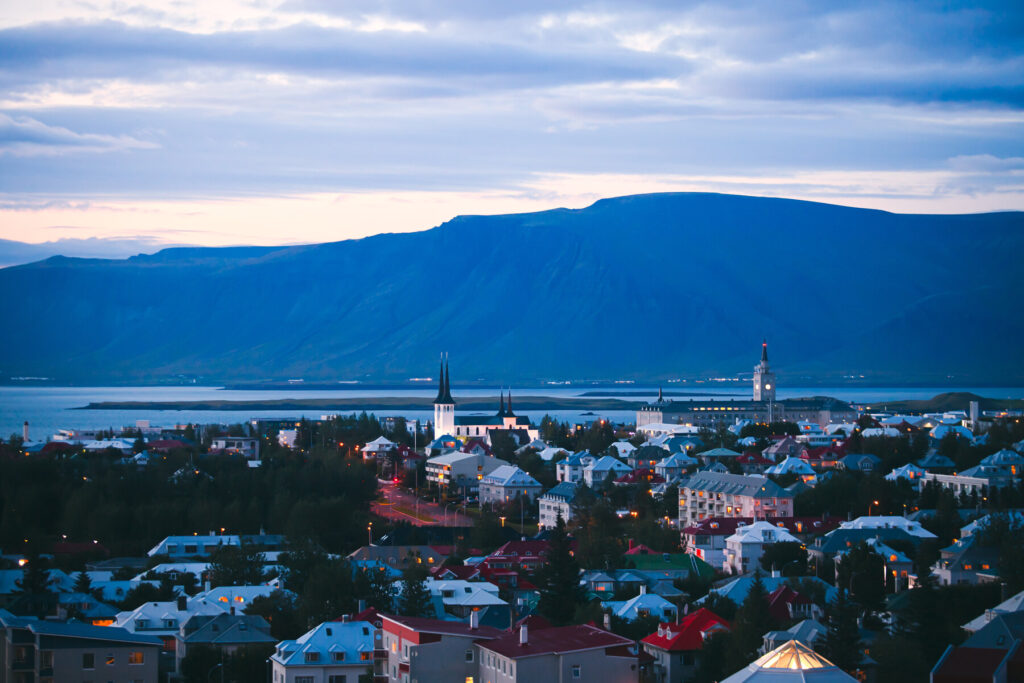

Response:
(2, 385), (1024, 442)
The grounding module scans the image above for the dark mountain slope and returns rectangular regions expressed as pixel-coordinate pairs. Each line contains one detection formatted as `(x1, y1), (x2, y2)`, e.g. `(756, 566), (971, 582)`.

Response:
(0, 193), (1020, 383)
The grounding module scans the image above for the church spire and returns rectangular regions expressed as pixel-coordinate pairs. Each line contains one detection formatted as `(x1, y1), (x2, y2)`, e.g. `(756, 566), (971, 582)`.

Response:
(761, 338), (769, 364)
(434, 355), (446, 404)
(442, 356), (455, 404)
(658, 386), (664, 403)
(498, 389), (506, 417)
(506, 388), (515, 417)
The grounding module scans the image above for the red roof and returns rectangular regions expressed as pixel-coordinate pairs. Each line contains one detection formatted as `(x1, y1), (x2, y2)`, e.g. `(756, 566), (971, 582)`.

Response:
(933, 647), (1009, 683)
(804, 445), (846, 461)
(430, 565), (478, 580)
(514, 614), (553, 631)
(738, 452), (773, 465)
(480, 624), (633, 659)
(625, 543), (657, 556)
(50, 541), (110, 556)
(337, 607), (381, 623)
(380, 614), (505, 639)
(766, 585), (810, 622)
(640, 609), (730, 652)
(40, 442), (76, 454)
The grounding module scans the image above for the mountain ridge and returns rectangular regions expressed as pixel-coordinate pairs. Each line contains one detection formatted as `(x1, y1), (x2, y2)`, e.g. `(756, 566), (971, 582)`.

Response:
(1, 192), (1021, 384)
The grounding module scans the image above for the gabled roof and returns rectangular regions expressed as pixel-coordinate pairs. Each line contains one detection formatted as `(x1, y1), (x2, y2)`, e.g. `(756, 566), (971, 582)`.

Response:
(380, 613), (504, 638)
(180, 613), (275, 645)
(641, 608), (730, 652)
(684, 472), (792, 499)
(272, 620), (376, 667)
(698, 447), (742, 458)
(0, 613), (162, 646)
(541, 481), (579, 502)
(479, 623), (633, 659)
(481, 465), (541, 488)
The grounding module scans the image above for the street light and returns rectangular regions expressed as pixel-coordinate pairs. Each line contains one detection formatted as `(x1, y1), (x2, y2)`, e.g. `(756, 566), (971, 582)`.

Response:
(499, 516), (506, 527)
(367, 522), (373, 546)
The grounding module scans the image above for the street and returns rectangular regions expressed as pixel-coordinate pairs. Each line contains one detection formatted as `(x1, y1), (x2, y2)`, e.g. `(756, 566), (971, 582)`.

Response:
(371, 479), (475, 527)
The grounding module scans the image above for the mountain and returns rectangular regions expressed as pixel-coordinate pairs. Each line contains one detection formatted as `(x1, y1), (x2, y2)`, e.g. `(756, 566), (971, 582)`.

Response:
(0, 193), (1021, 384)
(0, 237), (194, 268)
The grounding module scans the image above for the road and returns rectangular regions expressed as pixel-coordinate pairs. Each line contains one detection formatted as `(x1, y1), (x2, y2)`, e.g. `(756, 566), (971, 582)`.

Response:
(371, 480), (475, 527)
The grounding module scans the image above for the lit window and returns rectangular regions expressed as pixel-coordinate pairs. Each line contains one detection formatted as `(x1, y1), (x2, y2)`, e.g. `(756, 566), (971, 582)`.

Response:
(128, 651), (144, 665)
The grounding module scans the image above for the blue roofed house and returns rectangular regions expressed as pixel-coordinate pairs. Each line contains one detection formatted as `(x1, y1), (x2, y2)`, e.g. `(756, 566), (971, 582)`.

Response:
(538, 482), (579, 529)
(556, 451), (594, 484)
(656, 452), (698, 481)
(837, 454), (881, 473)
(271, 620), (377, 683)
(583, 456), (632, 487)
(602, 587), (678, 622)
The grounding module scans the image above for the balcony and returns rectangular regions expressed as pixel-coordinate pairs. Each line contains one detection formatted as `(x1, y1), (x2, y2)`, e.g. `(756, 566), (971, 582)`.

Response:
(12, 659), (33, 671)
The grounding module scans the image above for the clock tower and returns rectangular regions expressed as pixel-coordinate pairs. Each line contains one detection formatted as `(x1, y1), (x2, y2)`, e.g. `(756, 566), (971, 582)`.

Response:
(753, 339), (776, 402)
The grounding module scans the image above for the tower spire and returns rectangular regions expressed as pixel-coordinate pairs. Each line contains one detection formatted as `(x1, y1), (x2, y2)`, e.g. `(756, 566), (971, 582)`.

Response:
(506, 388), (514, 416)
(443, 355), (454, 404)
(498, 389), (506, 417)
(658, 386), (664, 403)
(761, 338), (768, 364)
(434, 354), (446, 404)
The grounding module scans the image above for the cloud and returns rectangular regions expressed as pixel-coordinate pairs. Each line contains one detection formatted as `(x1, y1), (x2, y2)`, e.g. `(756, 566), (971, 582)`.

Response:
(0, 113), (158, 156)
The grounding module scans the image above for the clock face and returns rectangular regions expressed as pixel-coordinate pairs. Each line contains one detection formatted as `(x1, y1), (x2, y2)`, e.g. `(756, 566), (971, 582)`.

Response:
(765, 383), (772, 390)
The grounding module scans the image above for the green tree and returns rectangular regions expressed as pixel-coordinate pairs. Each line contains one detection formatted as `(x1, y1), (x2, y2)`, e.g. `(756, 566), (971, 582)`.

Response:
(835, 542), (885, 611)
(536, 516), (583, 626)
(758, 542), (808, 576)
(246, 589), (303, 640)
(398, 564), (433, 618)
(299, 559), (356, 626)
(208, 543), (266, 587)
(728, 572), (774, 664)
(13, 552), (53, 617)
(73, 570), (93, 595)
(818, 589), (861, 673)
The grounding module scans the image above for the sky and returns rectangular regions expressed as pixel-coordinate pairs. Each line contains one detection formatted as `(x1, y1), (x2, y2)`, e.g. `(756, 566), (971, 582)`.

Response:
(1, 0), (1022, 247)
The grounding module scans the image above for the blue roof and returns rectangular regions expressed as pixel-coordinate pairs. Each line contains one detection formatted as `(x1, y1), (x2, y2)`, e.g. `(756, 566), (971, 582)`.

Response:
(542, 482), (579, 502)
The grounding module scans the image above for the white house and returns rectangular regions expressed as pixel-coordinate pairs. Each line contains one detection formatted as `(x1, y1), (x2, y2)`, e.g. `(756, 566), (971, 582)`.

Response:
(210, 436), (260, 461)
(270, 621), (377, 683)
(478, 466), (542, 506)
(147, 535), (242, 558)
(555, 451), (594, 484)
(836, 516), (936, 539)
(764, 457), (816, 481)
(538, 482), (579, 529)
(885, 464), (926, 483)
(602, 588), (678, 622)
(425, 451), (507, 493)
(277, 429), (297, 449)
(655, 452), (698, 480)
(582, 456), (632, 487)
(362, 436), (397, 460)
(724, 521), (801, 575)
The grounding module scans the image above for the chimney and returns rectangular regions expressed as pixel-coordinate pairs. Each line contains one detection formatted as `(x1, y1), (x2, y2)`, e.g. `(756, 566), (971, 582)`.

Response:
(640, 584), (647, 595)
(204, 580), (211, 593)
(358, 599), (366, 613)
(771, 569), (780, 579)
(519, 623), (528, 646)
(470, 610), (479, 630)
(22, 421), (28, 442)
(230, 606), (235, 616)
(177, 595), (187, 611)
(603, 613), (611, 630)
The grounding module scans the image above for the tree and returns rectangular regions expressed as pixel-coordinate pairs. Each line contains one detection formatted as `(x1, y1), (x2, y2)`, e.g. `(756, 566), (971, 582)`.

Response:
(13, 552), (54, 617)
(73, 570), (93, 595)
(818, 589), (861, 673)
(299, 559), (357, 626)
(360, 566), (397, 612)
(398, 563), (433, 618)
(246, 589), (303, 640)
(208, 543), (266, 587)
(835, 542), (885, 611)
(728, 572), (774, 664)
(536, 516), (582, 625)
(759, 542), (808, 576)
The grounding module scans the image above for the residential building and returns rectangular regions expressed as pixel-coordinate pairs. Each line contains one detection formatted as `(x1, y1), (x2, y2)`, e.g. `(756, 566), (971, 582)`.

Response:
(271, 620), (377, 683)
(834, 516), (936, 539)
(538, 482), (578, 529)
(0, 611), (161, 683)
(175, 612), (275, 674)
(112, 594), (231, 658)
(363, 436), (397, 460)
(602, 588), (677, 622)
(418, 579), (510, 626)
(761, 619), (826, 654)
(346, 546), (447, 571)
(683, 517), (840, 564)
(678, 472), (794, 528)
(641, 608), (730, 683)
(931, 611), (1024, 683)
(764, 457), (816, 482)
(147, 534), (242, 558)
(836, 453), (881, 473)
(476, 623), (639, 683)
(425, 451), (507, 493)
(479, 466), (542, 506)
(933, 534), (999, 586)
(583, 456), (632, 487)
(963, 589), (1024, 632)
(556, 452), (594, 484)
(697, 575), (837, 609)
(380, 613), (503, 683)
(655, 452), (697, 480)
(723, 521), (801, 575)
(885, 464), (926, 483)
(210, 436), (260, 460)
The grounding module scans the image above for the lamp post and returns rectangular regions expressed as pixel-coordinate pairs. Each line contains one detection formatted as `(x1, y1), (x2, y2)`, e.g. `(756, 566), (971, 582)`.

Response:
(367, 522), (373, 546)
(869, 499), (880, 516)
(443, 503), (456, 527)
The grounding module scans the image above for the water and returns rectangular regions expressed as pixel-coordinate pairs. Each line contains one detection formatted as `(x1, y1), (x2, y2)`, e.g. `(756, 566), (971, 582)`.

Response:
(2, 384), (1023, 442)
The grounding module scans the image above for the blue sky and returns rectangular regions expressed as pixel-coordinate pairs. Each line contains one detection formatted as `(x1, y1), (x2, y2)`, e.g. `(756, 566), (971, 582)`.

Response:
(1, 0), (1022, 246)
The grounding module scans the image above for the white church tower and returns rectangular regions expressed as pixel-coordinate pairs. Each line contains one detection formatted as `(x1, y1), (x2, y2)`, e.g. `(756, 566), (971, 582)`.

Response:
(433, 356), (456, 437)
(753, 339), (776, 402)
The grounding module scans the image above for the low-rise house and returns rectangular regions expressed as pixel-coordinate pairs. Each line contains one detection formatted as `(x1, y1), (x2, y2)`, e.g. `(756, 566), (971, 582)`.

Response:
(536, 446), (570, 462)
(477, 622), (639, 683)
(210, 436), (260, 460)
(931, 611), (1024, 683)
(147, 534), (242, 558)
(347, 546), (446, 571)
(602, 588), (678, 622)
(583, 456), (632, 487)
(175, 612), (275, 674)
(683, 517), (839, 566)
(737, 452), (774, 475)
(697, 574), (837, 609)
(979, 449), (1024, 476)
(538, 482), (579, 529)
(419, 579), (510, 627)
(764, 457), (816, 481)
(761, 619), (826, 653)
(933, 534), (999, 586)
(271, 620), (378, 683)
(920, 469), (1009, 497)
(113, 594), (232, 657)
(362, 435), (397, 460)
(479, 466), (542, 506)
(765, 585), (820, 622)
(610, 441), (639, 459)
(885, 464), (926, 483)
(641, 608), (730, 683)
(723, 521), (801, 575)
(0, 611), (161, 683)
(917, 451), (956, 471)
(678, 472), (794, 528)
(856, 538), (913, 591)
(763, 437), (804, 462)
(629, 445), (670, 469)
(836, 453), (881, 473)
(556, 451), (594, 484)
(380, 613), (504, 683)
(834, 516), (936, 539)
(696, 447), (743, 464)
(655, 452), (698, 480)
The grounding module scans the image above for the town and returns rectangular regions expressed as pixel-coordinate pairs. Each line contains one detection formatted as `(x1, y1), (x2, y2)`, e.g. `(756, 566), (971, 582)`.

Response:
(2, 345), (1024, 683)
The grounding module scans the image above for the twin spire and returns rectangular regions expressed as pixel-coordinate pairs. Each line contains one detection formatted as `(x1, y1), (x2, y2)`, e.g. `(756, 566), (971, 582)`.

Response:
(434, 353), (455, 405)
(497, 388), (515, 418)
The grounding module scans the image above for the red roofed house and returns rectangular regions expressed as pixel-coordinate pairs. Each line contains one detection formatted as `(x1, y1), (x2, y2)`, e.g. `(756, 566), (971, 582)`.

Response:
(802, 446), (845, 470)
(477, 622), (639, 683)
(683, 517), (842, 565)
(641, 608), (730, 683)
(737, 452), (773, 475)
(931, 646), (1020, 683)
(766, 584), (819, 622)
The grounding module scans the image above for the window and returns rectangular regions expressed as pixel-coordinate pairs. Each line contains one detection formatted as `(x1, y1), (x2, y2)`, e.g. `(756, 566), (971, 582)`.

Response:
(83, 653), (95, 669)
(184, 544), (198, 554)
(106, 655), (115, 665)
(304, 652), (320, 663)
(167, 544), (178, 553)
(296, 677), (314, 683)
(128, 651), (144, 665)
(40, 651), (54, 668)
(328, 676), (347, 683)
(360, 652), (371, 661)
(465, 649), (474, 662)
(572, 664), (582, 679)
(333, 652), (346, 662)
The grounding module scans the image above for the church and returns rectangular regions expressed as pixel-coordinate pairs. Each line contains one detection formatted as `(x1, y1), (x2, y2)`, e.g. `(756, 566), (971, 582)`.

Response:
(637, 340), (855, 429)
(432, 358), (539, 442)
